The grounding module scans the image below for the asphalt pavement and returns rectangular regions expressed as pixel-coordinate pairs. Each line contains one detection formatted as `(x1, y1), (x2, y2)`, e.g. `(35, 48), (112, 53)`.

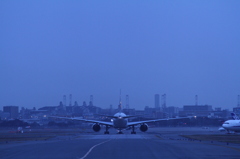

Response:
(0, 127), (240, 159)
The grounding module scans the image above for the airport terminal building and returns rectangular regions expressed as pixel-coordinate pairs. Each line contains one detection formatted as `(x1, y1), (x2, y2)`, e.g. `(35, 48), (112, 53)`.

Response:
(179, 105), (213, 117)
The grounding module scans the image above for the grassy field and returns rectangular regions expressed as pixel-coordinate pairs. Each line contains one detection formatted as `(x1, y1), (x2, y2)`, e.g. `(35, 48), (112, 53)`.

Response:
(181, 134), (240, 144)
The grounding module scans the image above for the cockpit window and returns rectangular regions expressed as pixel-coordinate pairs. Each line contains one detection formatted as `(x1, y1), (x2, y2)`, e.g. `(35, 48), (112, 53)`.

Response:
(224, 122), (229, 124)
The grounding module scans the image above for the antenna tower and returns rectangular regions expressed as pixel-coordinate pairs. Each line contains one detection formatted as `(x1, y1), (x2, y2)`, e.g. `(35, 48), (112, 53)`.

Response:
(161, 94), (166, 109)
(195, 95), (198, 106)
(69, 94), (72, 106)
(90, 95), (93, 103)
(89, 95), (93, 106)
(118, 90), (122, 110)
(63, 95), (66, 106)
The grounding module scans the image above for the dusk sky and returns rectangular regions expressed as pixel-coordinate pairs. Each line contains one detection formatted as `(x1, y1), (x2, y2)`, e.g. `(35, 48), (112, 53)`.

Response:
(1, 1), (240, 110)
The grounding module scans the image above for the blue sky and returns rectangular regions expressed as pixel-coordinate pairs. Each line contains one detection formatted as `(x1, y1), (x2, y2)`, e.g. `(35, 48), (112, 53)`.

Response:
(1, 1), (240, 110)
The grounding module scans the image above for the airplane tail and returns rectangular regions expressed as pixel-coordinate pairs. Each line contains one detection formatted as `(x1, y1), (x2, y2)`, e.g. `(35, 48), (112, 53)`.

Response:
(118, 89), (122, 112)
(231, 112), (239, 120)
(118, 102), (122, 112)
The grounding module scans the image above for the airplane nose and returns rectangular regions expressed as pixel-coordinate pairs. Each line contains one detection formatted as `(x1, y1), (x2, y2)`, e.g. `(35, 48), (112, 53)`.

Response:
(222, 124), (227, 128)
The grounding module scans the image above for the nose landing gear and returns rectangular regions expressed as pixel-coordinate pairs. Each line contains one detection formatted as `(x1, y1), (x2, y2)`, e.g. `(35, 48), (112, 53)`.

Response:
(131, 125), (136, 134)
(118, 131), (123, 134)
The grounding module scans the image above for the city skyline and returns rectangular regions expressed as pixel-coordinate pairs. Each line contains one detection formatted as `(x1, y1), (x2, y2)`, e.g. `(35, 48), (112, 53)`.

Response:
(0, 93), (239, 111)
(1, 1), (240, 110)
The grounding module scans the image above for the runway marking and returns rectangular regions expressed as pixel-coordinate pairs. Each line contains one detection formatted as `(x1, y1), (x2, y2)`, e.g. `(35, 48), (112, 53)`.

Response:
(154, 135), (164, 140)
(78, 139), (111, 159)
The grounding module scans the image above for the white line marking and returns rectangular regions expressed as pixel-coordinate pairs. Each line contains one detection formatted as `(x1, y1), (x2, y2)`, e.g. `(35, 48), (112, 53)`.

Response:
(78, 139), (111, 159)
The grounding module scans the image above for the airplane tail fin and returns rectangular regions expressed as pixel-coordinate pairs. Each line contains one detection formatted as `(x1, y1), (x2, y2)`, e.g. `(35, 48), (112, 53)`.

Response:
(118, 89), (122, 112)
(231, 113), (239, 120)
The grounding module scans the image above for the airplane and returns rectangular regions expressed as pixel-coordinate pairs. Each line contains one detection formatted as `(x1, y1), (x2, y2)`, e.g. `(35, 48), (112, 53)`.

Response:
(231, 112), (239, 120)
(220, 113), (240, 133)
(51, 100), (191, 134)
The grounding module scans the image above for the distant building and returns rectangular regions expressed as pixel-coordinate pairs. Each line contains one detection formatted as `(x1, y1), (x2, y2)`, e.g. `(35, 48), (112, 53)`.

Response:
(179, 105), (213, 117)
(0, 110), (10, 120)
(233, 107), (240, 115)
(38, 106), (65, 116)
(38, 106), (56, 111)
(135, 110), (144, 116)
(165, 106), (179, 118)
(211, 108), (229, 118)
(3, 106), (19, 119)
(144, 106), (156, 118)
(144, 106), (165, 118)
(214, 107), (221, 111)
(123, 108), (135, 115)
(154, 94), (160, 108)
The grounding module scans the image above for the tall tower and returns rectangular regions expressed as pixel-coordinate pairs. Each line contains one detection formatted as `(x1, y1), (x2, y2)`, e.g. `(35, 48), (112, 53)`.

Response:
(126, 95), (129, 109)
(90, 95), (93, 103)
(89, 95), (93, 106)
(155, 94), (160, 108)
(161, 94), (166, 109)
(118, 90), (122, 110)
(69, 94), (72, 106)
(195, 95), (198, 106)
(63, 95), (66, 106)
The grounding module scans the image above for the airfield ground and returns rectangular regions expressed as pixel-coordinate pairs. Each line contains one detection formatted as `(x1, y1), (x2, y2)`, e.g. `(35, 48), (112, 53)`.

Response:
(1, 127), (240, 159)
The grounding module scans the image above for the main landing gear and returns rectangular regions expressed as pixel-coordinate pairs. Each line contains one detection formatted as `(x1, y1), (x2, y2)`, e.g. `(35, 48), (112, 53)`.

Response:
(104, 126), (110, 134)
(131, 125), (136, 134)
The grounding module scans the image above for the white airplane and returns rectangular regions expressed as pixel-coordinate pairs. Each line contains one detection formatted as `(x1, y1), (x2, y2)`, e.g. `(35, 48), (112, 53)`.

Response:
(231, 112), (239, 120)
(51, 101), (190, 134)
(221, 113), (240, 133)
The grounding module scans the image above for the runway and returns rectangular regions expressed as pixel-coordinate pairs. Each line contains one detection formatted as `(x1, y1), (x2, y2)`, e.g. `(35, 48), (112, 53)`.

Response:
(1, 127), (240, 159)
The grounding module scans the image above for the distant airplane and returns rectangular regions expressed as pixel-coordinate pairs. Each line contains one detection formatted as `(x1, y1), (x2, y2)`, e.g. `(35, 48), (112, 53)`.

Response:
(51, 100), (190, 134)
(220, 113), (240, 133)
(231, 112), (239, 120)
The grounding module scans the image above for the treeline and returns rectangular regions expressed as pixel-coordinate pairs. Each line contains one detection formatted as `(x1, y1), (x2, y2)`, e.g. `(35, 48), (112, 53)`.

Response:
(154, 117), (224, 127)
(48, 121), (76, 128)
(0, 119), (40, 127)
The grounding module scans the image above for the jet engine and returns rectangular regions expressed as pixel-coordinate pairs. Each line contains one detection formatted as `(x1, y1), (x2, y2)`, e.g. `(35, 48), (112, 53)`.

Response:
(139, 123), (148, 132)
(92, 123), (101, 132)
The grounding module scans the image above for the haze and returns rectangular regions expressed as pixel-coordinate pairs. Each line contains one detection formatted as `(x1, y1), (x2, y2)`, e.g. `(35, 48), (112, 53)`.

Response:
(1, 1), (240, 110)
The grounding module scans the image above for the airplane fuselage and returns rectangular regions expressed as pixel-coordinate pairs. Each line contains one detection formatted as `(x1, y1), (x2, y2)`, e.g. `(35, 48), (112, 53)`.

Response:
(112, 112), (128, 129)
(222, 120), (240, 132)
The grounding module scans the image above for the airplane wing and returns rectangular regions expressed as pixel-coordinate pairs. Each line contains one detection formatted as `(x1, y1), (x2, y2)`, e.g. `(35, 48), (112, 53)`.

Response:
(127, 117), (191, 126)
(122, 115), (142, 119)
(50, 116), (113, 126)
